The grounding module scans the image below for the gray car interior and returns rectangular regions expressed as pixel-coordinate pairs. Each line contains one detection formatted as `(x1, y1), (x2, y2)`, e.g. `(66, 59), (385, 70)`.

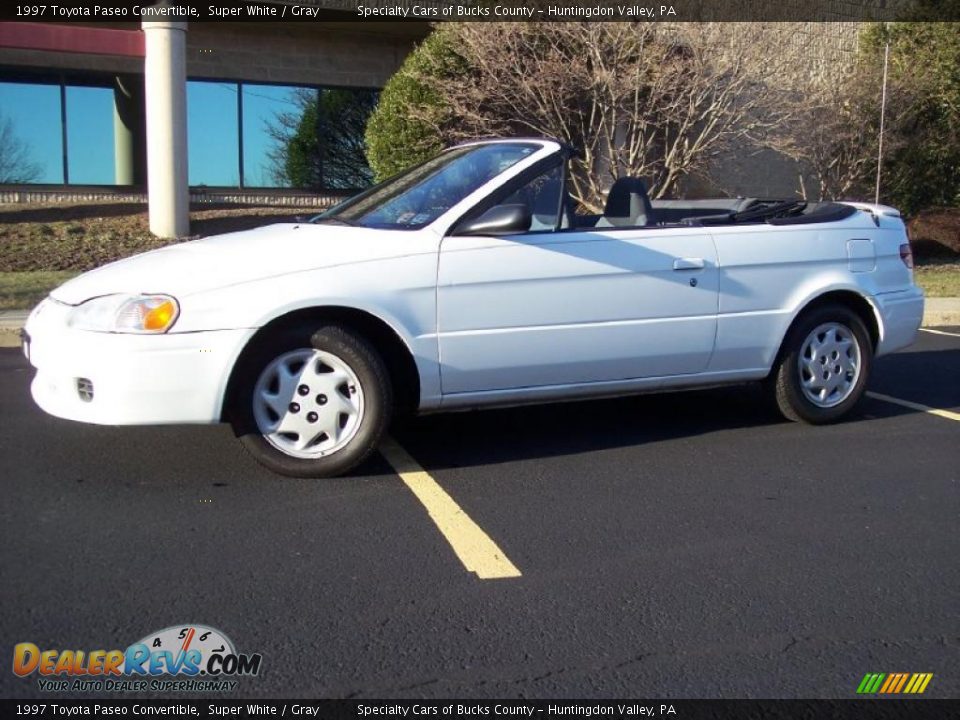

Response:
(568, 178), (854, 230)
(495, 166), (857, 233)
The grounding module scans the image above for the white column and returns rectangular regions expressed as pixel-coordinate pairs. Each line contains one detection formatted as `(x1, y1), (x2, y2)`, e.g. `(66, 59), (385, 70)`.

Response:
(112, 76), (137, 186)
(142, 20), (189, 238)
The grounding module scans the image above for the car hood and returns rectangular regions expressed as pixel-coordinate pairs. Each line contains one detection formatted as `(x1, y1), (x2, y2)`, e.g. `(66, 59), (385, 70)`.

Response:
(50, 223), (422, 305)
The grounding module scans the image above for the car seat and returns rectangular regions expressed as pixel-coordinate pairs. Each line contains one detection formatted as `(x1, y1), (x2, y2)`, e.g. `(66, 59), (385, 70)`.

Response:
(596, 177), (654, 227)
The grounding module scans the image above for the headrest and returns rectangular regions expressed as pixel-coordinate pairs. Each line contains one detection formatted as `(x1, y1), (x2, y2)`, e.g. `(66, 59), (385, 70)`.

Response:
(603, 177), (653, 226)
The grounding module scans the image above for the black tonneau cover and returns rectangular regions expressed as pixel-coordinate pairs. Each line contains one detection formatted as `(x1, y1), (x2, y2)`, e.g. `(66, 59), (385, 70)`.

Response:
(650, 199), (858, 227)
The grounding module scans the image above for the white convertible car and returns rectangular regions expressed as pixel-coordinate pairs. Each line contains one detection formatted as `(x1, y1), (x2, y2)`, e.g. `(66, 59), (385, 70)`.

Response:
(23, 138), (924, 477)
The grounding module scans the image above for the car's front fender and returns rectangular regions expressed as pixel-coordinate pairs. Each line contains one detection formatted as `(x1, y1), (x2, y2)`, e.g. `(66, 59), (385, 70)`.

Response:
(172, 256), (443, 409)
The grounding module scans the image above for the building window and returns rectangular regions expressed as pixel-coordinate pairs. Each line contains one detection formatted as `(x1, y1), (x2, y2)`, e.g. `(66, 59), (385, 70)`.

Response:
(65, 85), (116, 185)
(188, 80), (376, 191)
(241, 83), (305, 188)
(187, 81), (240, 186)
(0, 76), (138, 186)
(317, 87), (378, 191)
(258, 85), (377, 191)
(0, 73), (378, 192)
(0, 80), (63, 183)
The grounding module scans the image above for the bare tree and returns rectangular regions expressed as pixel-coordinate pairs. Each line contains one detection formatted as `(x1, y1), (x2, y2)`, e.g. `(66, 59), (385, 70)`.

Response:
(405, 23), (821, 210)
(0, 114), (42, 184)
(763, 53), (908, 201)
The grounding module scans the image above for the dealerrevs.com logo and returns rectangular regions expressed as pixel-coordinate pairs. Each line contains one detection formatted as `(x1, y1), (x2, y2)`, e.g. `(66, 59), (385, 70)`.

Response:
(13, 624), (262, 693)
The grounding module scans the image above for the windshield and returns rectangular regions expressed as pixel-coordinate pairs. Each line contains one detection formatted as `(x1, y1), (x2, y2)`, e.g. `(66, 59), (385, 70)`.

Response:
(313, 142), (541, 230)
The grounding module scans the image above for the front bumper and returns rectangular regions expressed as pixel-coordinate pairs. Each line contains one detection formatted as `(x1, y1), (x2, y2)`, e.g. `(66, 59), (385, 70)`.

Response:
(874, 286), (925, 357)
(25, 299), (254, 425)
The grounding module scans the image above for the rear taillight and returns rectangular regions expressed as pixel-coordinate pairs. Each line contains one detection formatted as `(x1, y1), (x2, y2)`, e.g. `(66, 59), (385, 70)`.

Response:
(899, 243), (914, 269)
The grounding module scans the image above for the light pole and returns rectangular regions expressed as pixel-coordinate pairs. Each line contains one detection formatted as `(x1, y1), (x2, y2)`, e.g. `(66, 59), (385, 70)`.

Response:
(875, 29), (890, 205)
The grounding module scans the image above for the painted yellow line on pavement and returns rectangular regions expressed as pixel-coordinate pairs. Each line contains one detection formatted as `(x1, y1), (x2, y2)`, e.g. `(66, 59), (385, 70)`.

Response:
(866, 392), (960, 423)
(921, 327), (960, 338)
(380, 437), (521, 580)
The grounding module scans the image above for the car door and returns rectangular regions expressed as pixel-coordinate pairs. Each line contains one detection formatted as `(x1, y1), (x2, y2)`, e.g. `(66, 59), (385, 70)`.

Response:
(437, 166), (720, 395)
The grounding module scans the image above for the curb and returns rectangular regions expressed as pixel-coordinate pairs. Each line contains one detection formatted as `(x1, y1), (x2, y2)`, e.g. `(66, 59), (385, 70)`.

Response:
(922, 298), (960, 327)
(0, 311), (28, 348)
(925, 313), (960, 326)
(0, 330), (25, 347)
(0, 310), (29, 330)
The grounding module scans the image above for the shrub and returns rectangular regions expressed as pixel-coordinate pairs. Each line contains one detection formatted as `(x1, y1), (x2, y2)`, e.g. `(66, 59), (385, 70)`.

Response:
(860, 19), (960, 214)
(364, 30), (466, 182)
(908, 207), (960, 258)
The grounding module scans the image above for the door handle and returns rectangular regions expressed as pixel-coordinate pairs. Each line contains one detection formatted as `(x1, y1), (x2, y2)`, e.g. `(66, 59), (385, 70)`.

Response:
(673, 257), (705, 270)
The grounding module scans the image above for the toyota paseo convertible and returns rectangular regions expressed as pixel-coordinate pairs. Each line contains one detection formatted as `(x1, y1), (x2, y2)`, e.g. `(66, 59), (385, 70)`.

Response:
(23, 139), (925, 477)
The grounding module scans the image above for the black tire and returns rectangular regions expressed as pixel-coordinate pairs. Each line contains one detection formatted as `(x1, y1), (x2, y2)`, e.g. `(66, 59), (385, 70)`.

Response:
(229, 324), (392, 478)
(769, 304), (873, 424)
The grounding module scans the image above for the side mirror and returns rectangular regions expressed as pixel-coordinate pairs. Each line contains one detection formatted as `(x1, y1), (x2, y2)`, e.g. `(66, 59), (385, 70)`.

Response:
(455, 204), (531, 236)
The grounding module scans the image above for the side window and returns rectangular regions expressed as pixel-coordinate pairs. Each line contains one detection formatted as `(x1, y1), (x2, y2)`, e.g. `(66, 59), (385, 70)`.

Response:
(503, 163), (564, 232)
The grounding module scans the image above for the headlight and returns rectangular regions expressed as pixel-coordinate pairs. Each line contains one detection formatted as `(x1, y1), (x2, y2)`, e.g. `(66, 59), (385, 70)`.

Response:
(68, 294), (180, 334)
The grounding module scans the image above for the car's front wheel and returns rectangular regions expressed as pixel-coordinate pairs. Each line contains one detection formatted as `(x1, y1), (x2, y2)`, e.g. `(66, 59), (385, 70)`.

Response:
(770, 304), (873, 424)
(231, 324), (392, 477)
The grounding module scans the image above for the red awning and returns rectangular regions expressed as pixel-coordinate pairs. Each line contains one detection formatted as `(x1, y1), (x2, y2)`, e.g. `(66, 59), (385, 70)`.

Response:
(0, 22), (144, 57)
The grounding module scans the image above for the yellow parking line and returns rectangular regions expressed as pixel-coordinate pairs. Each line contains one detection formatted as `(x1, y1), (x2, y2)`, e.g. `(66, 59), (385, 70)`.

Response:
(380, 437), (522, 580)
(866, 392), (960, 422)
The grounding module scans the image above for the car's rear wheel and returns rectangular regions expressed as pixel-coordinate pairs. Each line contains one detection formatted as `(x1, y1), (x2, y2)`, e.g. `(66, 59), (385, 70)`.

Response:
(770, 304), (872, 424)
(231, 324), (392, 478)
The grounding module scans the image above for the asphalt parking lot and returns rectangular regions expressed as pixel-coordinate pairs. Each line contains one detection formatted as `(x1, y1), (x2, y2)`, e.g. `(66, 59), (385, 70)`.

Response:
(1, 328), (958, 699)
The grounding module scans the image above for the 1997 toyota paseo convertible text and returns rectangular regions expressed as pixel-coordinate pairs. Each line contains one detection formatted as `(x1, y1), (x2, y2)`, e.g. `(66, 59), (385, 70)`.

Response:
(23, 139), (925, 477)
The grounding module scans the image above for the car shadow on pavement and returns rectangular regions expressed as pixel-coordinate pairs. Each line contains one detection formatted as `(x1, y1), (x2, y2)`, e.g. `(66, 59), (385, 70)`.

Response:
(5, 342), (953, 480)
(386, 383), (782, 472)
(382, 347), (959, 473)
(870, 347), (960, 408)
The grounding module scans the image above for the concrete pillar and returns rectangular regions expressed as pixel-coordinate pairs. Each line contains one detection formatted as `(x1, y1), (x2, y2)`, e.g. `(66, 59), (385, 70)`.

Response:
(113, 75), (145, 186)
(142, 19), (189, 238)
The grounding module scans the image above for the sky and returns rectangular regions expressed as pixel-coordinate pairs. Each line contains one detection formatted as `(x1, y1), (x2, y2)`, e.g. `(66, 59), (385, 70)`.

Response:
(0, 79), (301, 187)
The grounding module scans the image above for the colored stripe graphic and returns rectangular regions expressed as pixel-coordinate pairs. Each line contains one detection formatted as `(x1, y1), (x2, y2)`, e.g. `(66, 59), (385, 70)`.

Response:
(893, 673), (909, 693)
(858, 673), (878, 694)
(907, 673), (934, 694)
(880, 673), (899, 693)
(857, 673), (933, 694)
